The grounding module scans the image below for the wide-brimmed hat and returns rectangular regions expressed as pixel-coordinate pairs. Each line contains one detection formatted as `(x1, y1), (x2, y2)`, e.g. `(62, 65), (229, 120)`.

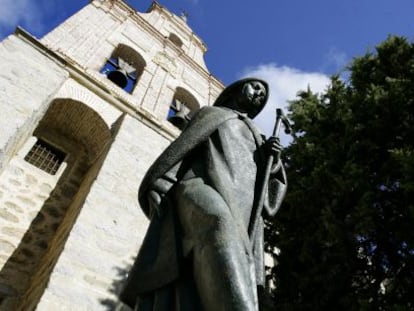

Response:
(213, 77), (269, 118)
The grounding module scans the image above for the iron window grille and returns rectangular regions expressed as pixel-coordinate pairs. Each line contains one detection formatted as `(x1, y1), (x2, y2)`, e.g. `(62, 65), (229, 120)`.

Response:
(24, 139), (66, 175)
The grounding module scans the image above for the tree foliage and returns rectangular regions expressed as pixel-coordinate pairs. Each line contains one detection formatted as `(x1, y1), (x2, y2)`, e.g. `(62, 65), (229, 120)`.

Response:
(266, 36), (414, 310)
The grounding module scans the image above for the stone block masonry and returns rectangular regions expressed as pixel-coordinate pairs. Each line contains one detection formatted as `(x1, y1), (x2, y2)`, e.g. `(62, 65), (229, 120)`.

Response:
(0, 34), (68, 175)
(35, 116), (171, 310)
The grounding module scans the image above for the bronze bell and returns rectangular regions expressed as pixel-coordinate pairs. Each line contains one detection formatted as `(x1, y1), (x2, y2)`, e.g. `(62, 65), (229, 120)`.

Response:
(107, 69), (128, 88)
(168, 110), (191, 130)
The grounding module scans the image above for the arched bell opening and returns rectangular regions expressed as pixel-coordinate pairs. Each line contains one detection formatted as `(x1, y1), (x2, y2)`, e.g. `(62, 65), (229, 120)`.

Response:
(100, 44), (147, 93)
(167, 87), (200, 130)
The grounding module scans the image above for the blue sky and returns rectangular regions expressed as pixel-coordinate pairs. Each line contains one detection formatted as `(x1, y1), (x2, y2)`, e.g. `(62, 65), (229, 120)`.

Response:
(0, 0), (413, 136)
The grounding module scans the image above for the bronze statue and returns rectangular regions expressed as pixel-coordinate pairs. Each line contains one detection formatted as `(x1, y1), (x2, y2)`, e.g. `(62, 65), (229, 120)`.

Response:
(120, 78), (287, 310)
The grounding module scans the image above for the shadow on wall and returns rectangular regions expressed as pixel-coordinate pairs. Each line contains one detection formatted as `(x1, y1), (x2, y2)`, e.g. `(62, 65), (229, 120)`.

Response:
(100, 261), (134, 311)
(0, 99), (118, 310)
(0, 149), (90, 310)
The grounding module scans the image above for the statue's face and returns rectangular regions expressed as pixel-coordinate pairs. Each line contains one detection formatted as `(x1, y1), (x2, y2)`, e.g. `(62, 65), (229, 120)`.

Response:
(242, 81), (267, 108)
(235, 81), (266, 117)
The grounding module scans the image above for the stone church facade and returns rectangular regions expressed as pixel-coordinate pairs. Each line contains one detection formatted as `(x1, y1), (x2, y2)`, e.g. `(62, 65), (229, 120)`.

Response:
(0, 1), (223, 309)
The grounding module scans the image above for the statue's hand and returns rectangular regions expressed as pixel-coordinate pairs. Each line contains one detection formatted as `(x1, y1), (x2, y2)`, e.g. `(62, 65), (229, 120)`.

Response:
(148, 190), (162, 218)
(265, 136), (284, 173)
(265, 136), (282, 157)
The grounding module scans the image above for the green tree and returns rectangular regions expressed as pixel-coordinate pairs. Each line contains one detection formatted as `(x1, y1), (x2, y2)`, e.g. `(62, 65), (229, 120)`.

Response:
(266, 36), (414, 310)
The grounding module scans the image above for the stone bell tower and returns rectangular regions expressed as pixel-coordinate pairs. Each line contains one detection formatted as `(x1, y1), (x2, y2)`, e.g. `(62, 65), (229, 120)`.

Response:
(0, 1), (223, 309)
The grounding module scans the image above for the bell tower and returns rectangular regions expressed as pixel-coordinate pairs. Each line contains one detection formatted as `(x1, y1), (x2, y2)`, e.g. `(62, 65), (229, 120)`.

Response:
(0, 1), (223, 310)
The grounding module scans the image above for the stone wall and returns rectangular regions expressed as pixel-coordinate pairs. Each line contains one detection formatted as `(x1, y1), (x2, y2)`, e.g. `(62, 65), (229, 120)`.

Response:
(0, 28), (176, 310)
(18, 135), (112, 311)
(0, 93), (117, 310)
(0, 34), (68, 174)
(0, 139), (86, 310)
(41, 0), (224, 122)
(35, 115), (171, 310)
(0, 138), (64, 278)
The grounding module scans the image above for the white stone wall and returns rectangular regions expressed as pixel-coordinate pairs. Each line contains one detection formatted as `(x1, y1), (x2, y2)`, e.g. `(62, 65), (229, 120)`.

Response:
(41, 3), (119, 71)
(36, 115), (171, 310)
(0, 137), (65, 269)
(53, 78), (123, 128)
(41, 0), (223, 122)
(0, 34), (68, 174)
(139, 3), (208, 70)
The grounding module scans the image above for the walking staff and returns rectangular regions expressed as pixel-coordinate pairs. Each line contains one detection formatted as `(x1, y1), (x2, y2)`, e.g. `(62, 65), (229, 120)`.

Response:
(248, 108), (291, 242)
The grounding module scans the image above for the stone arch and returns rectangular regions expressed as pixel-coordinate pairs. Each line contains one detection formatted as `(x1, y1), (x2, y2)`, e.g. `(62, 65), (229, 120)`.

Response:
(54, 78), (123, 128)
(174, 87), (200, 112)
(0, 98), (114, 310)
(34, 99), (112, 165)
(100, 43), (147, 93)
(111, 44), (147, 77)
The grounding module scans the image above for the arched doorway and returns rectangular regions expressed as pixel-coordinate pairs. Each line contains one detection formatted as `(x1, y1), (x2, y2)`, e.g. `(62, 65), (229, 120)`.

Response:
(0, 98), (114, 310)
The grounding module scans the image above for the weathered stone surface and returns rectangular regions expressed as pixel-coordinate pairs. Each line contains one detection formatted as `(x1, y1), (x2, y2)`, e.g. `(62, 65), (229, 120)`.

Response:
(39, 183), (53, 193)
(0, 240), (16, 253)
(25, 174), (38, 185)
(8, 179), (21, 187)
(1, 227), (26, 237)
(5, 202), (23, 213)
(0, 209), (19, 223)
(0, 34), (68, 174)
(16, 196), (36, 206)
(38, 115), (166, 309)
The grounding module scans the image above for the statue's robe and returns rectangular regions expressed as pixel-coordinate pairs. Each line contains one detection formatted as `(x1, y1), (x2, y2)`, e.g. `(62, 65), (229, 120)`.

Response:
(120, 106), (287, 310)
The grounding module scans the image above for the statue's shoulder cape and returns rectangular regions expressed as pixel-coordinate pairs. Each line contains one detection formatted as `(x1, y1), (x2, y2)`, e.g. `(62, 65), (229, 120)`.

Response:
(138, 106), (238, 215)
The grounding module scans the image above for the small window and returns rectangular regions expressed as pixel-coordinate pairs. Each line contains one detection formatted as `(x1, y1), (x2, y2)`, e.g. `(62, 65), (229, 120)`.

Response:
(24, 139), (66, 175)
(168, 33), (183, 48)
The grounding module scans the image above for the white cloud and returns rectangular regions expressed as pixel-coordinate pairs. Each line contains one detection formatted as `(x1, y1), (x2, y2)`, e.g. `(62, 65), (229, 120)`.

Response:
(321, 47), (348, 73)
(0, 0), (46, 37)
(241, 63), (330, 143)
